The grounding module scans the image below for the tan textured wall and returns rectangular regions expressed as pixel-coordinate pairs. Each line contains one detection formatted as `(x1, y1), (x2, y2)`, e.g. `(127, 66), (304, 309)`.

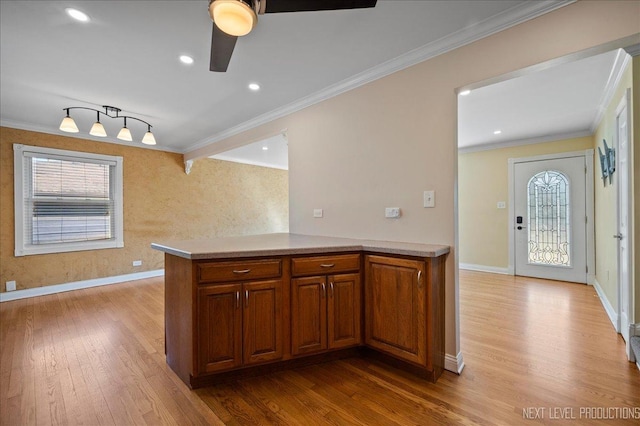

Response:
(593, 60), (633, 311)
(0, 127), (289, 291)
(184, 1), (640, 359)
(459, 136), (594, 270)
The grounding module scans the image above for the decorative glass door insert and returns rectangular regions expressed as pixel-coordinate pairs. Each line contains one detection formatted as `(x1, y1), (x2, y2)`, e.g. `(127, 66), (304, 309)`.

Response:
(527, 170), (570, 266)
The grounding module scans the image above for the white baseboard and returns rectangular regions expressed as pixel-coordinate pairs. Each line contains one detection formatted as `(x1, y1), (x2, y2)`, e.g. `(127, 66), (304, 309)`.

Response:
(0, 269), (165, 302)
(445, 352), (465, 374)
(459, 263), (509, 275)
(591, 278), (619, 332)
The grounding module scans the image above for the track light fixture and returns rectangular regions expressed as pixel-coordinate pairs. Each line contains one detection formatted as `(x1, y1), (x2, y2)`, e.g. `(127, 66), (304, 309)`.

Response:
(59, 105), (156, 145)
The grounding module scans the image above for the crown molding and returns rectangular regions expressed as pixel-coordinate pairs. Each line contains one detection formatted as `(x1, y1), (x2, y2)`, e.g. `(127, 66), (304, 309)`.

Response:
(458, 130), (592, 154)
(0, 119), (183, 154)
(185, 0), (576, 157)
(589, 49), (631, 133)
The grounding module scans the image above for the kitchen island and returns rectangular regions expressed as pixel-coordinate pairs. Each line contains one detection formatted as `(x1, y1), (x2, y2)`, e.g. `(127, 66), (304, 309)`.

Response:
(152, 233), (449, 388)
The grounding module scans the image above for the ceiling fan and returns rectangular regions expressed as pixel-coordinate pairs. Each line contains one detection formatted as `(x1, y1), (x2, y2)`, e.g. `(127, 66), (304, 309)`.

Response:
(208, 0), (378, 72)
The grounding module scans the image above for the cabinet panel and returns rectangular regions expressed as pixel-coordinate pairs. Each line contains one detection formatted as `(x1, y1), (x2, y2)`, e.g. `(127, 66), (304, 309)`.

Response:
(198, 259), (281, 283)
(291, 276), (327, 355)
(243, 280), (283, 365)
(198, 284), (242, 373)
(291, 254), (360, 277)
(365, 256), (426, 365)
(328, 273), (361, 349)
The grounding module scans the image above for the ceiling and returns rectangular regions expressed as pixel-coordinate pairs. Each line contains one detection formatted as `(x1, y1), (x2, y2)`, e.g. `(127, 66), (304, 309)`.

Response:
(1, 0), (577, 158)
(458, 48), (625, 152)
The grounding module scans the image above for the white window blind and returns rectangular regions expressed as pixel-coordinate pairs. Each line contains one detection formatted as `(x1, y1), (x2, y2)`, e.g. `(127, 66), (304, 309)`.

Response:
(14, 144), (124, 256)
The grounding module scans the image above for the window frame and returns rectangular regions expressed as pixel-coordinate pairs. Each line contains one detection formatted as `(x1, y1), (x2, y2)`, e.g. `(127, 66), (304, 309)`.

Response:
(13, 143), (124, 256)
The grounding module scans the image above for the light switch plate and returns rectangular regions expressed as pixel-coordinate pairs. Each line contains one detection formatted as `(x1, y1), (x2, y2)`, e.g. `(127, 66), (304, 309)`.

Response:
(423, 190), (435, 208)
(313, 209), (323, 218)
(6, 281), (16, 292)
(497, 201), (506, 209)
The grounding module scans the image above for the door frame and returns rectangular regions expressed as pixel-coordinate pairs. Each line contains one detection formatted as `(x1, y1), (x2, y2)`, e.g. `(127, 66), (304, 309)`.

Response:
(507, 150), (595, 283)
(615, 89), (634, 360)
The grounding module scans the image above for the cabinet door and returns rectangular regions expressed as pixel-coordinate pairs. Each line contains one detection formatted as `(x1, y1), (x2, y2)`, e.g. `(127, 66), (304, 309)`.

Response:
(365, 256), (426, 365)
(243, 279), (283, 365)
(198, 284), (243, 373)
(328, 273), (361, 349)
(291, 276), (327, 355)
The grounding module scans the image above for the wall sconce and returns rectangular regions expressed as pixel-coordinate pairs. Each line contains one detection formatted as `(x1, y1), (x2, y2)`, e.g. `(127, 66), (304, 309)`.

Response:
(59, 105), (156, 145)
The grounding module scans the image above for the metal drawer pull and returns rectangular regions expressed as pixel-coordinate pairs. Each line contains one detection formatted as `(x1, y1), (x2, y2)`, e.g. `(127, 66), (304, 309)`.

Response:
(417, 270), (422, 289)
(233, 269), (251, 274)
(245, 290), (249, 307)
(236, 291), (240, 309)
(321, 283), (326, 297)
(320, 263), (335, 268)
(330, 282), (334, 298)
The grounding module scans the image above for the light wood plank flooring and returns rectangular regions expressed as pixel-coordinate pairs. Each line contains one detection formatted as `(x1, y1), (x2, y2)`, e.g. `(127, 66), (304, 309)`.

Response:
(1, 271), (638, 425)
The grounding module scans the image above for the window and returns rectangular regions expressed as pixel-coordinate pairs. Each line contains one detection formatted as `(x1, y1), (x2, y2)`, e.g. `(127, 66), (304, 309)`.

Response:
(526, 170), (570, 267)
(14, 144), (123, 256)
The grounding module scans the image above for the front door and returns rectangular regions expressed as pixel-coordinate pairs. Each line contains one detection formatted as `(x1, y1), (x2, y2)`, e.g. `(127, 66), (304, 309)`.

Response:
(514, 156), (587, 283)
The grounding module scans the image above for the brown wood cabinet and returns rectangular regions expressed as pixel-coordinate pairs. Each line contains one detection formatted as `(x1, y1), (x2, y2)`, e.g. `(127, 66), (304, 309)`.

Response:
(162, 245), (446, 388)
(364, 254), (445, 381)
(198, 279), (283, 374)
(291, 254), (361, 356)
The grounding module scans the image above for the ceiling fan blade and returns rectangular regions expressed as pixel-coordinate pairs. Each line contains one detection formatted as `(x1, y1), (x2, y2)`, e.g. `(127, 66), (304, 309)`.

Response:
(263, 0), (377, 13)
(210, 22), (238, 72)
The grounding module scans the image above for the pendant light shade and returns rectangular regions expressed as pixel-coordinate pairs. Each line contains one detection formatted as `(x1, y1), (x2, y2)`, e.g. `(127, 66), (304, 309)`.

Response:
(117, 117), (133, 141)
(210, 0), (256, 36)
(59, 111), (79, 133)
(89, 112), (107, 137)
(90, 121), (107, 137)
(141, 126), (156, 145)
(117, 126), (133, 142)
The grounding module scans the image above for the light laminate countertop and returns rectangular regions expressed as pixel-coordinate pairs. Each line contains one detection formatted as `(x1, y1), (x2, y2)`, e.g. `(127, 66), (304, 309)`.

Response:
(151, 233), (450, 260)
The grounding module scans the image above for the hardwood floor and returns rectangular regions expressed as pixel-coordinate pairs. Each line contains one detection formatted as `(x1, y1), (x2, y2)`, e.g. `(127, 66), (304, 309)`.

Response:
(1, 271), (638, 425)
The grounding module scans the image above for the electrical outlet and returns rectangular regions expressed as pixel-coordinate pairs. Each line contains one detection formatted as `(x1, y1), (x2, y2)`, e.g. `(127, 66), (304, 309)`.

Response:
(385, 207), (401, 218)
(133, 260), (142, 267)
(313, 209), (323, 218)
(6, 281), (16, 292)
(497, 201), (506, 209)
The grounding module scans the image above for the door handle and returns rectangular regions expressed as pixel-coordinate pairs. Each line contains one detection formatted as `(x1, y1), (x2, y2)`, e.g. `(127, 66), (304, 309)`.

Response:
(321, 283), (326, 298)
(236, 291), (240, 309)
(517, 226), (527, 230)
(329, 282), (334, 298)
(613, 234), (623, 240)
(417, 270), (422, 289)
(245, 290), (249, 307)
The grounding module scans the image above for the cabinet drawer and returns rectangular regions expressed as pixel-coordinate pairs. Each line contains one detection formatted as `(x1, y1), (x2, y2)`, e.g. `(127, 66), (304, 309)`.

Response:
(291, 254), (360, 277)
(197, 259), (282, 283)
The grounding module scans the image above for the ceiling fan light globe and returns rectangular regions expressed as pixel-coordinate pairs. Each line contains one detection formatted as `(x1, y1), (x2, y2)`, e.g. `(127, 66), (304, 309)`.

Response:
(117, 127), (133, 142)
(210, 0), (256, 36)
(59, 116), (79, 133)
(89, 121), (107, 137)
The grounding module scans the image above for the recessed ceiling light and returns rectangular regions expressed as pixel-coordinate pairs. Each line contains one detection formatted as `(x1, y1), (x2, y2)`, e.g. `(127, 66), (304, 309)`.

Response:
(179, 55), (194, 65)
(66, 8), (90, 22)
(262, 146), (269, 151)
(494, 130), (502, 135)
(459, 90), (471, 96)
(248, 83), (260, 91)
